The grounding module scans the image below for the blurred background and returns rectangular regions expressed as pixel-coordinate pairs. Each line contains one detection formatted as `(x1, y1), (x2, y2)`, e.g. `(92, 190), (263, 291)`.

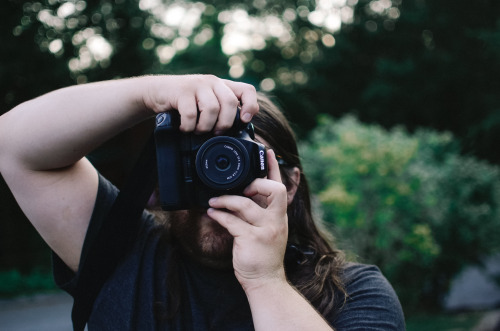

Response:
(1, 0), (499, 329)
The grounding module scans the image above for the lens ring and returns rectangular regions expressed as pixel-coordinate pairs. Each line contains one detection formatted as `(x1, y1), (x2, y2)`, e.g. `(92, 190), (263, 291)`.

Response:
(196, 136), (250, 190)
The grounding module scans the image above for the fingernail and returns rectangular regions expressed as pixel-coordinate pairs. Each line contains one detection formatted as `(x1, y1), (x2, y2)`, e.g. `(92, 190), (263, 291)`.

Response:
(214, 130), (223, 136)
(242, 113), (252, 122)
(209, 197), (218, 205)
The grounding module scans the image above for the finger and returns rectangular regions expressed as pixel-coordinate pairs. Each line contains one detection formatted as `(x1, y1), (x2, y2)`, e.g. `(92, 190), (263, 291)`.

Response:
(209, 195), (261, 226)
(243, 178), (288, 211)
(207, 207), (252, 237)
(177, 95), (198, 132)
(222, 80), (258, 123)
(212, 82), (239, 134)
(266, 149), (282, 183)
(195, 87), (220, 133)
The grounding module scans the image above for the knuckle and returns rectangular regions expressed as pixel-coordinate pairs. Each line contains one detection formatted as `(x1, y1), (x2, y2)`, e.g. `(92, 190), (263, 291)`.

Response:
(269, 229), (280, 241)
(230, 94), (240, 104)
(246, 84), (257, 94)
(252, 103), (260, 114)
(264, 225), (282, 242)
(218, 212), (230, 223)
(204, 74), (218, 83)
(274, 182), (287, 195)
(190, 75), (209, 86)
(248, 231), (259, 242)
(184, 110), (197, 120)
(228, 100), (240, 112)
(198, 102), (218, 115)
(242, 198), (254, 210)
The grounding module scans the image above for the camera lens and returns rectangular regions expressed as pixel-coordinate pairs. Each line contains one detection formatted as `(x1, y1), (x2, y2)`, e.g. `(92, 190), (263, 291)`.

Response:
(215, 155), (231, 171)
(196, 136), (250, 190)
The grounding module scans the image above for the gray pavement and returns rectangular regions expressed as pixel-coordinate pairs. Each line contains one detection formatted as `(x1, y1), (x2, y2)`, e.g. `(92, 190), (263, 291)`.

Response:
(0, 291), (73, 331)
(0, 293), (495, 331)
(445, 255), (500, 311)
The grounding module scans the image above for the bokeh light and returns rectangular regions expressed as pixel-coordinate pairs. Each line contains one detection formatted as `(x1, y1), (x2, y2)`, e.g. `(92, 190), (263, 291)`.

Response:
(27, 0), (401, 79)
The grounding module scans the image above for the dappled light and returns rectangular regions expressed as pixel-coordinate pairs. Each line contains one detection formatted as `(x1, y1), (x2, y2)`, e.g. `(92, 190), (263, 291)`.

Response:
(68, 28), (113, 73)
(15, 0), (402, 87)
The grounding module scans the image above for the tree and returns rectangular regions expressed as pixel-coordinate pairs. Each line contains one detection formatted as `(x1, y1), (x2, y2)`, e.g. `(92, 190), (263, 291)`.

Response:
(301, 115), (500, 311)
(284, 0), (500, 163)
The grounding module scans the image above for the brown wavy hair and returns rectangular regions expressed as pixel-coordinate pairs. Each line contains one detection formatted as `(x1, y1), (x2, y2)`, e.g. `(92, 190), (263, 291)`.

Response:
(252, 94), (346, 316)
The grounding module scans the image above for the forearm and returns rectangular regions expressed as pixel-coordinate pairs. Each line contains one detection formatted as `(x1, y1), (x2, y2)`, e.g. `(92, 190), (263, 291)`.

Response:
(0, 76), (154, 171)
(245, 277), (334, 331)
(0, 74), (257, 272)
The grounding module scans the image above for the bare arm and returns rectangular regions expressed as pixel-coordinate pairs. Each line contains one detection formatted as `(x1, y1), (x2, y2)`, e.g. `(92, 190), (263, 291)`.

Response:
(244, 278), (334, 330)
(0, 75), (258, 272)
(208, 150), (334, 330)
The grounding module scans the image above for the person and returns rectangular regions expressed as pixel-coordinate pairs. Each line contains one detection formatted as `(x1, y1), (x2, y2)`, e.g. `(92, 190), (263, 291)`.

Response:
(0, 75), (405, 330)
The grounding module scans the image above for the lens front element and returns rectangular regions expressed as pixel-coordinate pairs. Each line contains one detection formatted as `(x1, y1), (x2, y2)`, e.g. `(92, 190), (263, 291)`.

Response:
(215, 155), (231, 171)
(196, 137), (250, 190)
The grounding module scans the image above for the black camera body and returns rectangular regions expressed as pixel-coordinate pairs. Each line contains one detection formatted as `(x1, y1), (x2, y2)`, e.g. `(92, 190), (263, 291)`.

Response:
(154, 111), (268, 210)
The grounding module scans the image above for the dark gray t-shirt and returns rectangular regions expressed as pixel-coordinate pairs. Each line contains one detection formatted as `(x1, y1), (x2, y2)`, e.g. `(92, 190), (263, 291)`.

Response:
(53, 174), (405, 330)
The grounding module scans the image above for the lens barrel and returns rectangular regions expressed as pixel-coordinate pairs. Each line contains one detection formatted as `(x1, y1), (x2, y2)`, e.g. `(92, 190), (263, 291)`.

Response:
(195, 136), (250, 190)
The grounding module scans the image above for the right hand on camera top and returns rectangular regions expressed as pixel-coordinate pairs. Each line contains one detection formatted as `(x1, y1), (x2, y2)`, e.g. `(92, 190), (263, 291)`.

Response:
(142, 75), (259, 135)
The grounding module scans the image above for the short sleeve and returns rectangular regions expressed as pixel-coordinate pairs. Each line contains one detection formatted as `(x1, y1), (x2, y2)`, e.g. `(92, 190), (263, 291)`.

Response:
(332, 263), (405, 331)
(52, 173), (119, 295)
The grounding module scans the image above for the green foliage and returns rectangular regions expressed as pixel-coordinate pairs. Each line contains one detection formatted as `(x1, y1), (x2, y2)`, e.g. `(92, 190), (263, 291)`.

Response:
(301, 115), (500, 311)
(0, 269), (57, 298)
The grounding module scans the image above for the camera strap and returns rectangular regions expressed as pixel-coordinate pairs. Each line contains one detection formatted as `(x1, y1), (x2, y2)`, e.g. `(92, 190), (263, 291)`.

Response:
(71, 133), (158, 331)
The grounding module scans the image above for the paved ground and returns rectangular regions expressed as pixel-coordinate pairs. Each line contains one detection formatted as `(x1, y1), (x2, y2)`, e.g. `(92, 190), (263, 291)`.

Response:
(0, 291), (73, 331)
(445, 255), (500, 311)
(0, 279), (499, 331)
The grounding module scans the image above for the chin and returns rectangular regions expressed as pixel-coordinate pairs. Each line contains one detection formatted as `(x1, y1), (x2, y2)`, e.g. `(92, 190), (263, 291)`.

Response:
(169, 209), (234, 268)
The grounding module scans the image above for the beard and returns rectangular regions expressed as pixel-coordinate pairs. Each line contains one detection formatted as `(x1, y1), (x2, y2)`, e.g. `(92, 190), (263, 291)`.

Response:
(167, 209), (234, 269)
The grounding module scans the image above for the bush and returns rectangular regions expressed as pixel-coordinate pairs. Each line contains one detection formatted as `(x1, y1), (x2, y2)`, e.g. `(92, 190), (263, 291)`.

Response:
(0, 269), (56, 298)
(300, 115), (500, 312)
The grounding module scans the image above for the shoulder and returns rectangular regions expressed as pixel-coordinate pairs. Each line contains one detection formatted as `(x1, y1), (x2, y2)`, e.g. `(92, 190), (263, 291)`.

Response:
(331, 263), (406, 331)
(342, 263), (393, 291)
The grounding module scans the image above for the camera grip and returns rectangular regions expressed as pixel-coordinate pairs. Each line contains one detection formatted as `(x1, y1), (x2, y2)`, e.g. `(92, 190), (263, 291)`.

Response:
(154, 112), (184, 210)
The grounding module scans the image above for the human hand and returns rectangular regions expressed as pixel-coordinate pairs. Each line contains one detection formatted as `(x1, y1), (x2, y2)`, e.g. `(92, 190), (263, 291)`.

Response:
(141, 75), (258, 134)
(207, 149), (289, 291)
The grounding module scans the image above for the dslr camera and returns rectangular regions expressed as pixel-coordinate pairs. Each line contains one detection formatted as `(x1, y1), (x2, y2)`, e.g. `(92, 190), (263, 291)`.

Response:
(154, 110), (268, 210)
